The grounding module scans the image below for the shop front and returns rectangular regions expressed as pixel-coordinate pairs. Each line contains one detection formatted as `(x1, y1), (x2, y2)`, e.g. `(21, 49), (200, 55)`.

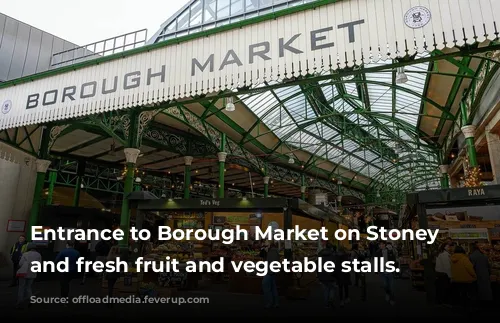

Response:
(130, 198), (345, 296)
(407, 185), (500, 302)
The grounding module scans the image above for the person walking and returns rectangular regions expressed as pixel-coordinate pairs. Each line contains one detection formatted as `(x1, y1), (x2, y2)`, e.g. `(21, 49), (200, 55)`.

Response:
(435, 243), (452, 306)
(351, 244), (367, 301)
(369, 242), (377, 261)
(75, 239), (89, 285)
(469, 243), (492, 307)
(55, 241), (80, 304)
(335, 245), (350, 307)
(376, 241), (397, 306)
(262, 242), (280, 309)
(9, 235), (28, 287)
(318, 242), (337, 308)
(95, 239), (111, 278)
(15, 243), (41, 309)
(450, 246), (476, 309)
(105, 245), (121, 308)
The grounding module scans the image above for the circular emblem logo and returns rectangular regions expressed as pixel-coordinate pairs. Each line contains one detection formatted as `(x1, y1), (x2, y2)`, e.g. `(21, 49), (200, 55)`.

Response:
(404, 6), (431, 29)
(1, 100), (12, 114)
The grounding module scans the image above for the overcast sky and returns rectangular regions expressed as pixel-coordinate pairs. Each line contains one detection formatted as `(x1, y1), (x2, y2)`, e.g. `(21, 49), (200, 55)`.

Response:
(0, 0), (189, 45)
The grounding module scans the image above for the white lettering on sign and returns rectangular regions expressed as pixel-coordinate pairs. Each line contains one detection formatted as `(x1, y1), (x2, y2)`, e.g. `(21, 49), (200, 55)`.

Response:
(468, 188), (485, 197)
(0, 0), (496, 130)
(200, 200), (220, 206)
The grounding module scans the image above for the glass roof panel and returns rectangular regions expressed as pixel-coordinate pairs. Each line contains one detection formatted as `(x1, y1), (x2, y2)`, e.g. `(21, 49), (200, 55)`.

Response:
(151, 0), (323, 43)
(319, 81), (338, 102)
(239, 62), (440, 191)
(153, 1), (443, 193)
(394, 54), (430, 127)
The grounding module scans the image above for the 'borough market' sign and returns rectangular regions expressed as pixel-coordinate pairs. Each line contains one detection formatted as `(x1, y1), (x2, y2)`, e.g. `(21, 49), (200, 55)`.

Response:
(0, 0), (497, 130)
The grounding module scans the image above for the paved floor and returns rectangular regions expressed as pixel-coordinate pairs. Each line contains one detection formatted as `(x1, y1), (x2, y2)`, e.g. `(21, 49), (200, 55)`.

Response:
(0, 274), (491, 318)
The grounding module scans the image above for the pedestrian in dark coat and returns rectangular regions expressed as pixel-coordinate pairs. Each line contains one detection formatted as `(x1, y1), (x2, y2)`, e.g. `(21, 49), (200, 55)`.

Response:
(318, 243), (336, 308)
(469, 243), (492, 304)
(335, 245), (351, 306)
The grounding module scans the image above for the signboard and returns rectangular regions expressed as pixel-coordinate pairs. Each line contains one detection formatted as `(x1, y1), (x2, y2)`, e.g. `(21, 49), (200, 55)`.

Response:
(173, 219), (204, 229)
(489, 228), (500, 241)
(158, 271), (188, 288)
(226, 215), (252, 224)
(449, 228), (489, 240)
(404, 6), (432, 29)
(420, 186), (500, 204)
(139, 198), (288, 211)
(6, 220), (26, 232)
(0, 0), (497, 130)
(213, 216), (226, 224)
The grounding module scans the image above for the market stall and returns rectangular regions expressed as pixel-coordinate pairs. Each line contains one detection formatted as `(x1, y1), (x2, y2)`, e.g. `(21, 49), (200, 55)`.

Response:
(132, 198), (345, 296)
(406, 185), (500, 303)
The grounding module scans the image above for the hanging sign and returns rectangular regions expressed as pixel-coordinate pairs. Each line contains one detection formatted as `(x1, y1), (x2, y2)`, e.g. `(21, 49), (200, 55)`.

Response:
(489, 228), (500, 240)
(158, 271), (188, 288)
(6, 220), (26, 232)
(0, 0), (497, 130)
(449, 228), (489, 240)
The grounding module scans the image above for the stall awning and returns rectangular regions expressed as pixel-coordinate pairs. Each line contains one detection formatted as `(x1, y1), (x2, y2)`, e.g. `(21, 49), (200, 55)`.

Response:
(0, 0), (497, 130)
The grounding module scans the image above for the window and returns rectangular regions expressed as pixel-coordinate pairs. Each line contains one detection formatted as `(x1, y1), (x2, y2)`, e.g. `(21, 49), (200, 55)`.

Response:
(165, 21), (176, 32)
(217, 0), (231, 19)
(190, 0), (203, 26)
(177, 8), (190, 30)
(246, 0), (259, 11)
(231, 0), (244, 15)
(204, 0), (217, 23)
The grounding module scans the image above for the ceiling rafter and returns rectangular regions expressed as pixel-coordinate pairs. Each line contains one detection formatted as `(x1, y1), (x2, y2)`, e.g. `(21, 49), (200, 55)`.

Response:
(302, 83), (398, 160)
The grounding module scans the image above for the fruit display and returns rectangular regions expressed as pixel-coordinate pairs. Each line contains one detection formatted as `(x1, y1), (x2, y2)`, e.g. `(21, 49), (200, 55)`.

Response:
(153, 242), (192, 253)
(293, 240), (317, 259)
(477, 242), (500, 269)
(210, 249), (230, 258)
(232, 251), (259, 261)
(146, 242), (194, 263)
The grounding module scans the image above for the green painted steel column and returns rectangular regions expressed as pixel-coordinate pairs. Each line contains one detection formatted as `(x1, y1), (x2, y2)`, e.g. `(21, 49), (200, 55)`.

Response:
(46, 170), (57, 205)
(218, 134), (227, 198)
(27, 160), (51, 240)
(120, 148), (140, 249)
(462, 125), (478, 167)
(27, 127), (51, 241)
(263, 176), (270, 198)
(184, 156), (193, 199)
(439, 165), (450, 189)
(337, 180), (343, 208)
(300, 174), (306, 200)
(73, 177), (82, 207)
(284, 205), (293, 262)
(460, 102), (478, 167)
(73, 160), (86, 207)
